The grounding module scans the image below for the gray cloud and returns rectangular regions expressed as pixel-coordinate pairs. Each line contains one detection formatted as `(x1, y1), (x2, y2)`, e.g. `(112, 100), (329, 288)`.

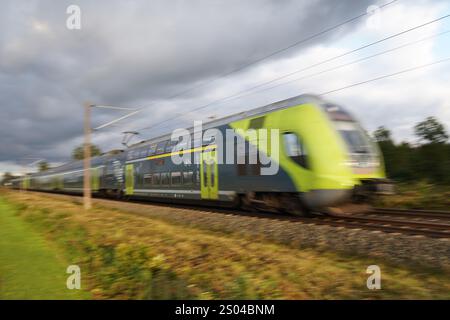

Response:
(1, 0), (446, 168)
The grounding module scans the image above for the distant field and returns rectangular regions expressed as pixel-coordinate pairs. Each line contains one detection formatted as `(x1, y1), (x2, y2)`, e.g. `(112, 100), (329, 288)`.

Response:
(1, 190), (449, 299)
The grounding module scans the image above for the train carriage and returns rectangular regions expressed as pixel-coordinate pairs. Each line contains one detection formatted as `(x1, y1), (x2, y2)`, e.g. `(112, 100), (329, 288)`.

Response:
(11, 94), (391, 215)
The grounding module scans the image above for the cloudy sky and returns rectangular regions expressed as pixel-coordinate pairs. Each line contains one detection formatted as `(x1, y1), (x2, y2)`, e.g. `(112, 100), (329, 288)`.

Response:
(1, 0), (449, 175)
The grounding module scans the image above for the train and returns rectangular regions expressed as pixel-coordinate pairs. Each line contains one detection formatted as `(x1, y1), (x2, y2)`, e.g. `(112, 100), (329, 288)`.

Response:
(10, 94), (392, 215)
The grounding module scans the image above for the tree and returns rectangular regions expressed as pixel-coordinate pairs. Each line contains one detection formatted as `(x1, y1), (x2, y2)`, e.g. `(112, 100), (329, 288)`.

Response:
(373, 126), (399, 179)
(38, 161), (50, 172)
(413, 117), (450, 184)
(373, 126), (392, 142)
(414, 116), (448, 144)
(371, 118), (450, 185)
(72, 144), (102, 160)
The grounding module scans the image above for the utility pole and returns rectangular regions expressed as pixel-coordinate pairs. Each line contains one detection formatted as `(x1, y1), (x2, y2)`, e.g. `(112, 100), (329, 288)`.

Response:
(83, 102), (92, 210)
(82, 103), (138, 210)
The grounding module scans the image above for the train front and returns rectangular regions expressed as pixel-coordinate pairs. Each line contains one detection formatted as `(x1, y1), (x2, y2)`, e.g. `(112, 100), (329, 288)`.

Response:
(300, 101), (393, 211)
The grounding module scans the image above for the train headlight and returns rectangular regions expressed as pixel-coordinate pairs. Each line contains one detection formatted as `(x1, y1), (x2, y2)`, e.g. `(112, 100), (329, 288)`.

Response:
(368, 159), (380, 167)
(342, 159), (357, 167)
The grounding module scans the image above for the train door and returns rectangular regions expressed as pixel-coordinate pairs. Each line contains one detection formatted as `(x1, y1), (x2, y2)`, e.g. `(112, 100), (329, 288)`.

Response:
(125, 164), (134, 195)
(91, 167), (100, 192)
(22, 176), (30, 190)
(200, 149), (218, 200)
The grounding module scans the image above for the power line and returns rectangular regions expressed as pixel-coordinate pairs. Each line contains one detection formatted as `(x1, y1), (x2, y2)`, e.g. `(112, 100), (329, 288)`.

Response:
(211, 30), (450, 104)
(102, 0), (399, 132)
(163, 0), (400, 98)
(135, 13), (450, 133)
(319, 57), (450, 96)
(137, 56), (450, 138)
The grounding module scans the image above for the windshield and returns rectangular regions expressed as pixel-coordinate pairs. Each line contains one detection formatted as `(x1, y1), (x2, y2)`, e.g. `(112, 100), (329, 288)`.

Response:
(334, 121), (374, 154)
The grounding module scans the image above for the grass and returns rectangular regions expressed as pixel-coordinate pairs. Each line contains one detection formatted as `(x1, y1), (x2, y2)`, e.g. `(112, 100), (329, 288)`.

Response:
(1, 190), (450, 299)
(0, 197), (90, 299)
(373, 181), (450, 210)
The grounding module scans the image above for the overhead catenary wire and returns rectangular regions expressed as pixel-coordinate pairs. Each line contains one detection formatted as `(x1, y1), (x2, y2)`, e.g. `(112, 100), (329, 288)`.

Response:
(97, 0), (400, 133)
(319, 57), (450, 96)
(134, 56), (450, 138)
(155, 0), (400, 100)
(202, 29), (450, 105)
(134, 13), (450, 133)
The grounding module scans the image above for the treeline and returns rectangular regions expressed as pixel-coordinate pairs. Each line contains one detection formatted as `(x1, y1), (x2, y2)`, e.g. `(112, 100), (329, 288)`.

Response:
(373, 116), (450, 185)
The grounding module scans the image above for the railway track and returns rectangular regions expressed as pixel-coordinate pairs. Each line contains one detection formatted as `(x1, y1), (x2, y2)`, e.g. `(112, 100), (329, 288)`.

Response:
(11, 190), (450, 239)
(370, 207), (450, 220)
(94, 198), (450, 239)
(320, 211), (450, 239)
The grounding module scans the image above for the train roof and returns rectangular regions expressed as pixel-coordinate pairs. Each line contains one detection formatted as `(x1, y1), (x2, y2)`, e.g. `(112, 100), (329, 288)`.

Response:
(128, 93), (327, 150)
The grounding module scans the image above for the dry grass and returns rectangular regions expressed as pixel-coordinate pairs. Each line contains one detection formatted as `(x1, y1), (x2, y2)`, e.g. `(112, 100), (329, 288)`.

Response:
(373, 181), (450, 210)
(2, 190), (449, 299)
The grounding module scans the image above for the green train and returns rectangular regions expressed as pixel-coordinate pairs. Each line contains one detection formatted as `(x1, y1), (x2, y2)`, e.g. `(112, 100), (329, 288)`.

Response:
(11, 94), (391, 215)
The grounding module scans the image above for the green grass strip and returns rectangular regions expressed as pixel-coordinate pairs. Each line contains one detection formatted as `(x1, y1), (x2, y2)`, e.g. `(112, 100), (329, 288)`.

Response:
(0, 198), (89, 299)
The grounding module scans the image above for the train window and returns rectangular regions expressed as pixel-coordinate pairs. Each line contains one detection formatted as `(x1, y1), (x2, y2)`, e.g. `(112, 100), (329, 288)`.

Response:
(152, 173), (160, 185)
(161, 172), (170, 185)
(203, 136), (215, 145)
(139, 148), (147, 158)
(176, 138), (190, 150)
(156, 141), (167, 154)
(143, 173), (153, 185)
(334, 121), (374, 155)
(148, 144), (157, 156)
(106, 161), (115, 175)
(192, 138), (202, 148)
(171, 172), (182, 185)
(183, 171), (193, 185)
(210, 170), (215, 187)
(248, 116), (265, 129)
(165, 140), (178, 153)
(195, 170), (200, 185)
(283, 132), (309, 168)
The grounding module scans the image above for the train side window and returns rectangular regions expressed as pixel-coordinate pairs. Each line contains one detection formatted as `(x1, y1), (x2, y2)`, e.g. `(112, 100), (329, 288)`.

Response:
(248, 116), (265, 129)
(183, 171), (193, 185)
(148, 144), (157, 156)
(161, 172), (170, 185)
(139, 148), (148, 158)
(166, 140), (178, 153)
(156, 141), (167, 154)
(171, 172), (182, 185)
(195, 170), (200, 185)
(283, 132), (309, 168)
(203, 136), (215, 146)
(143, 173), (153, 185)
(152, 173), (160, 185)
